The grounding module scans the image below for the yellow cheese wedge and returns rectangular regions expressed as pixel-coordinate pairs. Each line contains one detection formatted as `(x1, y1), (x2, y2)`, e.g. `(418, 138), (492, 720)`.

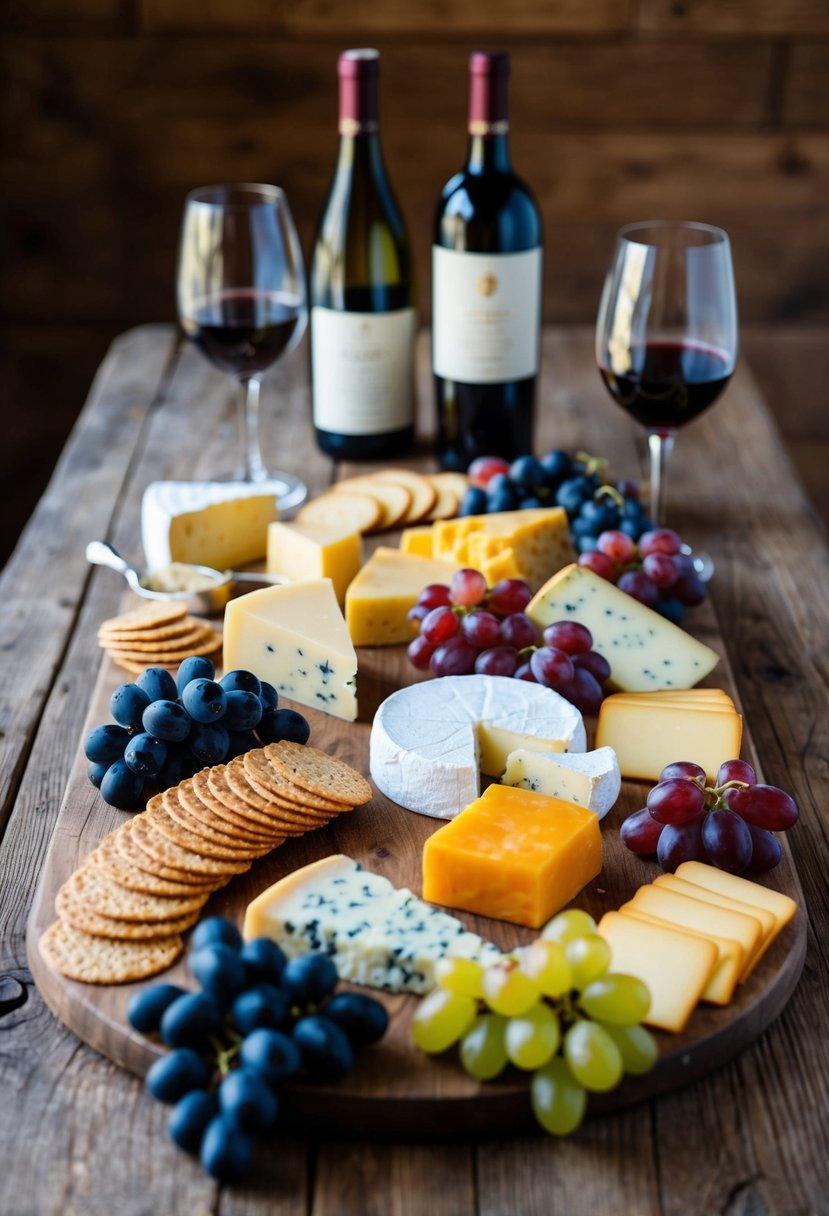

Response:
(223, 578), (357, 721)
(344, 547), (456, 646)
(653, 873), (776, 979)
(266, 520), (363, 606)
(627, 884), (763, 974)
(399, 527), (434, 558)
(597, 911), (717, 1033)
(619, 907), (744, 1006)
(432, 508), (575, 592)
(595, 695), (742, 781)
(422, 784), (602, 930)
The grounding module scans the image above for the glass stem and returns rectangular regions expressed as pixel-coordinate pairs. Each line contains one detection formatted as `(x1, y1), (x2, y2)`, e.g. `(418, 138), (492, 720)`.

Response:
(647, 431), (675, 528)
(238, 376), (267, 482)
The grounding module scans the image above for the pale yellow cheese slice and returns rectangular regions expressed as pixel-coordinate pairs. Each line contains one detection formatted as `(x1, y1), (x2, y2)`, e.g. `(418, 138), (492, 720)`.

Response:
(620, 908), (744, 1006)
(674, 861), (798, 929)
(653, 873), (777, 979)
(628, 884), (764, 975)
(595, 697), (742, 782)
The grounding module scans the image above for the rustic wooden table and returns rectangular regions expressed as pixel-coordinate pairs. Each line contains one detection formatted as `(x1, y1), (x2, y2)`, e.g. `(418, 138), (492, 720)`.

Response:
(1, 326), (827, 1216)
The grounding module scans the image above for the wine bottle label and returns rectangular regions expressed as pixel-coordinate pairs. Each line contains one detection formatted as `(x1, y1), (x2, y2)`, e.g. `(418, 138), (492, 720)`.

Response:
(311, 306), (416, 435)
(432, 247), (542, 383)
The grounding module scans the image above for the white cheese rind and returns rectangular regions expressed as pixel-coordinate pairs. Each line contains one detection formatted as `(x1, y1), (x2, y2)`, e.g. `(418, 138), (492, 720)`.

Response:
(243, 854), (501, 994)
(142, 480), (277, 571)
(501, 746), (621, 819)
(370, 675), (587, 819)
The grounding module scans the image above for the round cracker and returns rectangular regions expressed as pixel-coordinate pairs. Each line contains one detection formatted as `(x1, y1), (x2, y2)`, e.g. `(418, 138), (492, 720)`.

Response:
(297, 492), (382, 533)
(98, 618), (200, 644)
(331, 478), (410, 529)
(424, 475), (462, 521)
(99, 602), (189, 633)
(96, 833), (219, 897)
(171, 781), (277, 845)
(100, 622), (214, 653)
(147, 804), (270, 862)
(243, 749), (344, 812)
(372, 470), (437, 523)
(212, 762), (313, 830)
(40, 921), (183, 984)
(56, 882), (201, 939)
(130, 813), (253, 877)
(264, 741), (371, 806)
(67, 860), (208, 922)
(113, 818), (228, 885)
(161, 787), (275, 852)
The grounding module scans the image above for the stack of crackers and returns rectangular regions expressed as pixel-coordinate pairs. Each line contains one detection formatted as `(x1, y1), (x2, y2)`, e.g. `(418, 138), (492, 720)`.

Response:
(297, 468), (469, 534)
(98, 602), (222, 674)
(40, 742), (372, 985)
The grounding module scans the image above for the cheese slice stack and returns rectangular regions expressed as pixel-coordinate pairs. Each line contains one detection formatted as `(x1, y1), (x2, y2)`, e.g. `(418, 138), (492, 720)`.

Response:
(596, 689), (742, 781)
(142, 481), (277, 571)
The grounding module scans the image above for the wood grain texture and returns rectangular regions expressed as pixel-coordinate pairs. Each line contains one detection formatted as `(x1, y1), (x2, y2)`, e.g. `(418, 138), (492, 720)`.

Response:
(786, 44), (829, 128)
(638, 0), (829, 36)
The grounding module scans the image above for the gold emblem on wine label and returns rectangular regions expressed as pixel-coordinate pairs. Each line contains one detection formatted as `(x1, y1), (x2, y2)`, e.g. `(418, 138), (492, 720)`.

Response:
(477, 274), (498, 298)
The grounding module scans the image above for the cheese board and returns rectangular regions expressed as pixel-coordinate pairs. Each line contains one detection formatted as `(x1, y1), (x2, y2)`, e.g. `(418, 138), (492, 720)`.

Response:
(26, 592), (807, 1137)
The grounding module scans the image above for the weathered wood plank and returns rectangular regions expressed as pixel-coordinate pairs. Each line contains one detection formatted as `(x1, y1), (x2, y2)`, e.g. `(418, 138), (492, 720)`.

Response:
(312, 1143), (476, 1216)
(785, 43), (829, 128)
(0, 0), (128, 33)
(639, 0), (829, 36)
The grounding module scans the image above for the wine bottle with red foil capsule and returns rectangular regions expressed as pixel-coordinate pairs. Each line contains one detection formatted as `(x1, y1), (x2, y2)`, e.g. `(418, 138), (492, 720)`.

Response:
(310, 48), (417, 460)
(432, 51), (543, 469)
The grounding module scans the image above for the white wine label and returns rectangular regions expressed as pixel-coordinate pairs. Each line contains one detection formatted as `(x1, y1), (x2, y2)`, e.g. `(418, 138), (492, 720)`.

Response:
(432, 247), (542, 383)
(311, 306), (416, 435)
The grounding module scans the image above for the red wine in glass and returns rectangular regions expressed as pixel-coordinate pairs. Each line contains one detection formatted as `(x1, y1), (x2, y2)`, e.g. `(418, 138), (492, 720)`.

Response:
(599, 339), (734, 435)
(182, 290), (304, 379)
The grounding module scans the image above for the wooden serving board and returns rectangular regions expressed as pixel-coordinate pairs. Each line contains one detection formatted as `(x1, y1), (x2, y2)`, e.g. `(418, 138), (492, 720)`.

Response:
(26, 590), (807, 1137)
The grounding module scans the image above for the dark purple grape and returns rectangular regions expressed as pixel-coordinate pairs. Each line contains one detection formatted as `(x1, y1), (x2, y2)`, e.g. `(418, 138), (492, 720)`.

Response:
(292, 1015), (354, 1081)
(200, 1114), (253, 1182)
(407, 604), (429, 629)
(458, 486), (488, 516)
(189, 943), (248, 1004)
(231, 985), (291, 1035)
(716, 759), (757, 787)
(744, 824), (783, 873)
(725, 784), (798, 831)
(124, 731), (167, 777)
(460, 610), (501, 650)
(175, 657), (216, 696)
(189, 722), (229, 765)
(182, 679), (227, 724)
(638, 528), (682, 557)
(257, 708), (310, 746)
(240, 938), (286, 985)
(556, 667), (604, 716)
(656, 813), (706, 872)
(87, 761), (109, 788)
(168, 1089), (218, 1154)
(430, 637), (478, 677)
(578, 550), (616, 580)
(474, 646), (519, 677)
(259, 681), (278, 713)
(574, 650), (611, 685)
(137, 666), (179, 703)
(673, 574), (707, 608)
(110, 683), (152, 729)
(659, 761), (706, 783)
(84, 723), (131, 765)
(219, 669), (261, 696)
(324, 992), (389, 1046)
(223, 689), (263, 731)
(143, 699), (191, 743)
(127, 983), (188, 1034)
(281, 953), (338, 1005)
(647, 778), (706, 825)
(191, 917), (243, 952)
(617, 570), (660, 608)
(701, 807), (753, 873)
(241, 1028), (302, 1085)
(514, 661), (538, 682)
(146, 1048), (211, 1103)
(407, 635), (435, 670)
(160, 992), (224, 1048)
(218, 1067), (278, 1132)
(655, 597), (685, 625)
(487, 579), (532, 616)
(100, 759), (145, 809)
(530, 647), (575, 690)
(620, 807), (664, 855)
(417, 583), (452, 610)
(541, 621), (593, 656)
(499, 613), (539, 649)
(642, 552), (680, 588)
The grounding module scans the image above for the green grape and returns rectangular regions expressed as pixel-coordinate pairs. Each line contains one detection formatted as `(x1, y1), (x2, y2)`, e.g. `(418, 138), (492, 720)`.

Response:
(563, 1019), (624, 1092)
(580, 974), (651, 1026)
(459, 1014), (509, 1080)
(505, 1002), (561, 1071)
(481, 961), (541, 1016)
(531, 1057), (588, 1136)
(599, 1022), (658, 1075)
(540, 908), (597, 945)
(435, 956), (485, 998)
(411, 988), (477, 1054)
(520, 939), (572, 997)
(564, 934), (612, 989)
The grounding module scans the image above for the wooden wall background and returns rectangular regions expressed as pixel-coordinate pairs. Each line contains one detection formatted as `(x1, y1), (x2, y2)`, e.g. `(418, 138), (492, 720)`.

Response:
(2, 0), (829, 562)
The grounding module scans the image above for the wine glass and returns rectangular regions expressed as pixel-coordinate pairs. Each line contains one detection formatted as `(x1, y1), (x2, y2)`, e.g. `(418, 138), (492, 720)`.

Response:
(177, 183), (308, 510)
(595, 220), (738, 529)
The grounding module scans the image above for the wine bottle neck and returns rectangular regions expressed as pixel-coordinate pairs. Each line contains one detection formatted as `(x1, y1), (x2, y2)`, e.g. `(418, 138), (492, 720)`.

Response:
(335, 131), (386, 178)
(466, 51), (512, 173)
(466, 131), (512, 173)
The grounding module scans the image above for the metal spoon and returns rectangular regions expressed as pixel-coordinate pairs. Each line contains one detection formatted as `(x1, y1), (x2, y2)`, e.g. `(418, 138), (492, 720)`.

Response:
(85, 541), (284, 616)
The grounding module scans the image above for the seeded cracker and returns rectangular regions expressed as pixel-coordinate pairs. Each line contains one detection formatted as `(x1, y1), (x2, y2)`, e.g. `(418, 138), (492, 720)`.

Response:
(265, 741), (372, 806)
(67, 861), (208, 922)
(154, 794), (273, 860)
(129, 814), (253, 877)
(95, 834), (219, 897)
(40, 921), (183, 984)
(56, 881), (201, 939)
(98, 601), (189, 633)
(243, 749), (346, 812)
(166, 783), (277, 846)
(209, 762), (315, 832)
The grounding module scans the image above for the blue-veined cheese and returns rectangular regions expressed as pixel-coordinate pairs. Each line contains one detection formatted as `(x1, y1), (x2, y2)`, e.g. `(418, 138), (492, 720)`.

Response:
(141, 480), (277, 572)
(243, 854), (501, 994)
(501, 746), (621, 819)
(527, 564), (720, 691)
(223, 579), (357, 721)
(370, 675), (586, 819)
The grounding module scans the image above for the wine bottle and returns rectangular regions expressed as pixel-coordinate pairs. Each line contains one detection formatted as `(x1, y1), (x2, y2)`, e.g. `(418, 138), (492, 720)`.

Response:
(310, 48), (416, 460)
(432, 51), (543, 469)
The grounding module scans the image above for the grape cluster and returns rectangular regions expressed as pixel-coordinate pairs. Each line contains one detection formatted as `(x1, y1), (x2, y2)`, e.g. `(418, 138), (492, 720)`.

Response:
(84, 658), (311, 810)
(578, 528), (707, 625)
(129, 917), (388, 1183)
(407, 568), (611, 716)
(621, 760), (799, 875)
(459, 451), (653, 544)
(412, 909), (656, 1136)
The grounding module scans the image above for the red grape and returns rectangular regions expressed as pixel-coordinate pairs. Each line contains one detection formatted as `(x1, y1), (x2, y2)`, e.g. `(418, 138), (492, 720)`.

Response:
(659, 761), (706, 783)
(514, 661), (538, 682)
(421, 606), (460, 645)
(556, 667), (604, 716)
(616, 478), (640, 500)
(596, 530), (636, 564)
(429, 637), (478, 677)
(656, 813), (705, 872)
(744, 824), (783, 873)
(578, 551), (616, 580)
(468, 456), (510, 488)
(716, 759), (757, 787)
(672, 553), (697, 580)
(487, 579), (532, 616)
(724, 784), (799, 831)
(642, 552), (680, 588)
(500, 613), (539, 649)
(417, 583), (452, 611)
(673, 574), (707, 608)
(529, 647), (575, 689)
(541, 621), (593, 656)
(407, 635), (435, 670)
(638, 528), (682, 557)
(574, 651), (611, 685)
(450, 568), (488, 607)
(617, 570), (660, 608)
(701, 808), (753, 874)
(407, 604), (429, 629)
(461, 610), (501, 649)
(647, 778), (706, 825)
(475, 646), (520, 677)
(620, 807), (664, 855)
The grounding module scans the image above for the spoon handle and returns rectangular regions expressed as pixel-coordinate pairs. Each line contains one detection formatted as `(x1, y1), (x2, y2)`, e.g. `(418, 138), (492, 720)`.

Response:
(229, 571), (287, 586)
(85, 541), (136, 577)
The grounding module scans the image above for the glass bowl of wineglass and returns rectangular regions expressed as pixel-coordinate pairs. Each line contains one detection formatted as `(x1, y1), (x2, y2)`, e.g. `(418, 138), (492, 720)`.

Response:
(177, 182), (308, 510)
(595, 220), (738, 532)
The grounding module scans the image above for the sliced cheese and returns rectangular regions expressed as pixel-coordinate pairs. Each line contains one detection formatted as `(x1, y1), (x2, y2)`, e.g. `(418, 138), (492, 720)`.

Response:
(628, 884), (764, 973)
(266, 520), (363, 606)
(653, 873), (776, 979)
(345, 547), (457, 646)
(674, 861), (798, 929)
(370, 675), (587, 819)
(595, 695), (742, 782)
(243, 855), (501, 994)
(223, 578), (357, 721)
(501, 746), (621, 819)
(527, 564), (720, 691)
(619, 907), (743, 1006)
(142, 481), (278, 572)
(598, 911), (718, 1033)
(433, 508), (575, 593)
(422, 784), (602, 929)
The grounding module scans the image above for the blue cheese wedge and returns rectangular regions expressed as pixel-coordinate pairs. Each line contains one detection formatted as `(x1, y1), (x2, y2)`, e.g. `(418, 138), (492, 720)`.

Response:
(527, 564), (719, 692)
(142, 480), (277, 571)
(223, 579), (357, 721)
(243, 855), (501, 994)
(501, 746), (621, 819)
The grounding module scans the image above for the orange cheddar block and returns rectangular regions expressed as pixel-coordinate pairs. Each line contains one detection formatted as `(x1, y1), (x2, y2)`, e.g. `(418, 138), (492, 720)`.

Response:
(422, 783), (602, 929)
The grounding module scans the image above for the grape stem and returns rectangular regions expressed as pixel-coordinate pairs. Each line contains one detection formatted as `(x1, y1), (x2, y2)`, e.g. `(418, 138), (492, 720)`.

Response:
(692, 776), (750, 811)
(210, 1031), (243, 1077)
(595, 484), (625, 508)
(574, 452), (609, 479)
